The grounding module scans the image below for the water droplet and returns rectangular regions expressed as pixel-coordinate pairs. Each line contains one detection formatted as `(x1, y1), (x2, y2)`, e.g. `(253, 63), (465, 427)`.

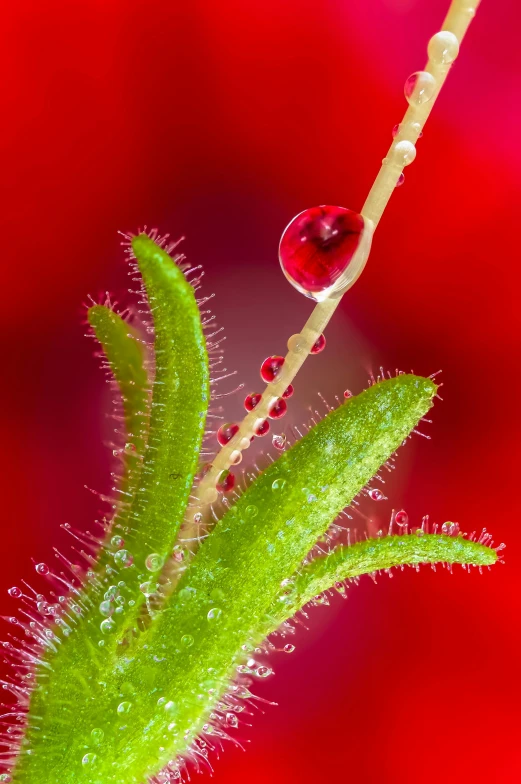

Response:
(99, 600), (114, 618)
(91, 728), (104, 745)
(254, 418), (270, 437)
(114, 549), (133, 568)
(8, 587), (22, 598)
(236, 664), (252, 674)
(244, 392), (262, 411)
(0, 774), (12, 782)
(255, 666), (272, 679)
(283, 643), (295, 653)
(395, 510), (408, 525)
(287, 333), (307, 354)
(388, 140), (416, 167)
(201, 487), (219, 504)
(415, 527), (425, 537)
(260, 356), (285, 383)
(193, 512), (203, 525)
(368, 488), (384, 501)
(216, 470), (235, 494)
(404, 71), (436, 105)
(140, 580), (158, 597)
(207, 608), (222, 622)
(172, 544), (186, 563)
(282, 384), (294, 399)
(145, 553), (164, 572)
(272, 478), (287, 492)
(272, 433), (287, 450)
(441, 522), (451, 534)
(428, 30), (459, 65)
(35, 563), (49, 575)
(117, 701), (132, 714)
(279, 205), (366, 300)
(343, 389), (353, 399)
(245, 505), (258, 519)
(164, 700), (177, 714)
(216, 423), (239, 446)
(82, 753), (97, 766)
(268, 398), (287, 419)
(310, 334), (326, 354)
(230, 449), (242, 465)
(178, 586), (197, 602)
(111, 535), (125, 549)
(226, 712), (239, 728)
(181, 634), (194, 647)
(100, 618), (115, 634)
(392, 123), (401, 138)
(396, 172), (405, 187)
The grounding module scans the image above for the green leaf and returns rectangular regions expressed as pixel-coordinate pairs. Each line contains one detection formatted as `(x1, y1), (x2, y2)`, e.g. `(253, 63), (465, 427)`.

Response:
(123, 233), (210, 567)
(83, 374), (439, 782)
(264, 531), (498, 627)
(87, 305), (150, 526)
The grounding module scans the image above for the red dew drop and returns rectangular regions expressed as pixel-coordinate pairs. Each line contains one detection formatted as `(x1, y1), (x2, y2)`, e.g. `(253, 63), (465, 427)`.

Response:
(395, 510), (408, 525)
(343, 389), (353, 399)
(282, 384), (294, 399)
(310, 334), (326, 354)
(217, 423), (239, 446)
(216, 470), (235, 494)
(244, 392), (262, 411)
(268, 398), (287, 419)
(254, 419), (270, 437)
(279, 206), (364, 298)
(368, 488), (384, 501)
(260, 356), (285, 383)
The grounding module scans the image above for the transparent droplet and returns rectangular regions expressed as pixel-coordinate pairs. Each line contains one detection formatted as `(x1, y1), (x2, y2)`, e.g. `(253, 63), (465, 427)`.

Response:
(35, 563), (49, 576)
(91, 728), (104, 745)
(100, 618), (115, 634)
(244, 392), (262, 411)
(254, 418), (270, 437)
(111, 535), (125, 550)
(230, 449), (243, 465)
(217, 423), (239, 446)
(181, 634), (194, 647)
(82, 753), (97, 766)
(260, 356), (285, 383)
(279, 205), (368, 300)
(245, 505), (258, 519)
(226, 712), (239, 728)
(114, 549), (133, 568)
(368, 488), (384, 501)
(99, 600), (114, 618)
(343, 389), (353, 399)
(310, 334), (326, 354)
(283, 643), (295, 653)
(272, 433), (287, 451)
(272, 478), (287, 492)
(268, 398), (287, 419)
(287, 333), (307, 354)
(428, 31), (459, 65)
(145, 553), (164, 572)
(164, 700), (177, 714)
(441, 522), (451, 534)
(117, 701), (132, 715)
(389, 140), (416, 167)
(207, 608), (222, 622)
(395, 510), (408, 525)
(404, 71), (436, 105)
(415, 527), (425, 537)
(396, 172), (405, 187)
(8, 587), (22, 599)
(255, 666), (272, 679)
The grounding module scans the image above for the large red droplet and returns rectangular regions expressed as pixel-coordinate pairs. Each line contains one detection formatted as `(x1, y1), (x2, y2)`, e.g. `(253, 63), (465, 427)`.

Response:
(217, 423), (239, 446)
(216, 470), (235, 493)
(279, 205), (364, 299)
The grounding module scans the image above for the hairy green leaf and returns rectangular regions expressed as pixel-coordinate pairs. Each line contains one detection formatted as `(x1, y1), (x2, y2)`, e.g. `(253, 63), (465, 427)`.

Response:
(265, 531), (497, 627)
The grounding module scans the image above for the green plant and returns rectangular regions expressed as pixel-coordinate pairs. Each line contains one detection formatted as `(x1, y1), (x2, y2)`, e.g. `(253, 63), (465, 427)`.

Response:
(1, 233), (498, 784)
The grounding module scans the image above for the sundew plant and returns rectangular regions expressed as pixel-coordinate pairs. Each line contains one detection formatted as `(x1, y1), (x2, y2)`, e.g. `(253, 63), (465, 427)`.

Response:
(0, 2), (502, 783)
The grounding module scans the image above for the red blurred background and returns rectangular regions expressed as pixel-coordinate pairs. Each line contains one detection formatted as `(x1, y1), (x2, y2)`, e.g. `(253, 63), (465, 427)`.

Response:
(1, 0), (520, 781)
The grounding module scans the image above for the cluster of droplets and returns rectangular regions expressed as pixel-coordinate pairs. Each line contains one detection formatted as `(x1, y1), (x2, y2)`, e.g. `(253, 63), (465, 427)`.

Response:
(387, 30), (460, 188)
(209, 337), (326, 495)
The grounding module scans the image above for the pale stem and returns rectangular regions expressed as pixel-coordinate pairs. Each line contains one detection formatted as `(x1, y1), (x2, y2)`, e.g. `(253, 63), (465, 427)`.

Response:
(185, 0), (481, 528)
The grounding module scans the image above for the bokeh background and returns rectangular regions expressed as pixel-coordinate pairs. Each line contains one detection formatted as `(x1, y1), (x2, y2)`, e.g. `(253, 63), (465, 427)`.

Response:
(1, 0), (520, 781)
